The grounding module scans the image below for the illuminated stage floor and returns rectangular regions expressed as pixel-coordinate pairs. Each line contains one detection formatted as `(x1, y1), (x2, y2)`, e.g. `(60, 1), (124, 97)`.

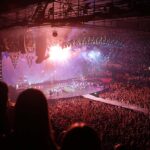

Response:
(46, 85), (103, 100)
(27, 80), (105, 100)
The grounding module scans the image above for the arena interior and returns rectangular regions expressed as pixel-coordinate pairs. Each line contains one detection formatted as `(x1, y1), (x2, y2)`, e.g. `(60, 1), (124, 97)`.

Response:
(0, 0), (150, 150)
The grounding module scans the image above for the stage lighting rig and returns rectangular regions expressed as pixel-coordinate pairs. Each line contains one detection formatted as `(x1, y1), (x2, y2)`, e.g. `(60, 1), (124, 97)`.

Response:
(52, 30), (58, 37)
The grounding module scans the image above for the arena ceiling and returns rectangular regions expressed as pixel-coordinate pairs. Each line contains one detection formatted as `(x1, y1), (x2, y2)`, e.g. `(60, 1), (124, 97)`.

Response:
(0, 0), (49, 12)
(0, 0), (150, 30)
(0, 0), (150, 63)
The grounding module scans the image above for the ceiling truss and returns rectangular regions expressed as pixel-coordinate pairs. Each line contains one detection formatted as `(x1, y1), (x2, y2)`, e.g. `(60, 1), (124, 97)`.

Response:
(0, 0), (150, 29)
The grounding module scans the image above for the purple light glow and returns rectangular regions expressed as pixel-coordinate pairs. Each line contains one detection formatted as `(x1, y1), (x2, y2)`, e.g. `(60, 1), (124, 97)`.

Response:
(3, 26), (142, 87)
(2, 46), (105, 87)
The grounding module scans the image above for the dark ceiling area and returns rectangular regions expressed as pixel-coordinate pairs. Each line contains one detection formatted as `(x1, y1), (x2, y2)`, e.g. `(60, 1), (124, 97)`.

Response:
(0, 1), (150, 70)
(0, 0), (48, 13)
(0, 0), (150, 30)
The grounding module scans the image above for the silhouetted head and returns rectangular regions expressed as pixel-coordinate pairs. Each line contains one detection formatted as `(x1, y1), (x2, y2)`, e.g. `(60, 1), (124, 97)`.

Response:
(0, 81), (9, 134)
(15, 89), (51, 140)
(0, 81), (8, 110)
(9, 88), (57, 150)
(61, 122), (101, 150)
(114, 143), (127, 150)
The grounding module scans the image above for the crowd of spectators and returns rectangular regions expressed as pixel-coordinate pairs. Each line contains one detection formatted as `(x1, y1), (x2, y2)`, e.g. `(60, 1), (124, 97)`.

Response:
(100, 81), (150, 110)
(0, 80), (150, 150)
(49, 97), (150, 150)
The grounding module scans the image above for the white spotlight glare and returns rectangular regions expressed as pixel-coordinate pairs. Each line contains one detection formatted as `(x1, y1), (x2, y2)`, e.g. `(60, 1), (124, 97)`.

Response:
(48, 44), (71, 62)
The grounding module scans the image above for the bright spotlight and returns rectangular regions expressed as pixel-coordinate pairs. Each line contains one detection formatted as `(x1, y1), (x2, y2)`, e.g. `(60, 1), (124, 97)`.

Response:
(88, 51), (101, 61)
(48, 44), (71, 62)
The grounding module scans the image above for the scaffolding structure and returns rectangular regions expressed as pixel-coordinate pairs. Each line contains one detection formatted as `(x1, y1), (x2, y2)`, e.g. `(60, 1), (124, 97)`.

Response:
(0, 0), (150, 29)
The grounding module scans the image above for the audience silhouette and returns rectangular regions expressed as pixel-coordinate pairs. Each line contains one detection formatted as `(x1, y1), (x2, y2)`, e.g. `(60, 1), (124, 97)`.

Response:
(114, 143), (127, 150)
(60, 122), (101, 150)
(0, 81), (9, 136)
(9, 88), (57, 150)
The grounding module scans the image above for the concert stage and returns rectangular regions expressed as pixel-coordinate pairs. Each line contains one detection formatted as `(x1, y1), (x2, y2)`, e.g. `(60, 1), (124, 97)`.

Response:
(15, 79), (106, 100)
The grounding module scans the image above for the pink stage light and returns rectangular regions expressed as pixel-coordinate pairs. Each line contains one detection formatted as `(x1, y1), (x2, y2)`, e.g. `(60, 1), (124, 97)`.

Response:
(48, 44), (71, 62)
